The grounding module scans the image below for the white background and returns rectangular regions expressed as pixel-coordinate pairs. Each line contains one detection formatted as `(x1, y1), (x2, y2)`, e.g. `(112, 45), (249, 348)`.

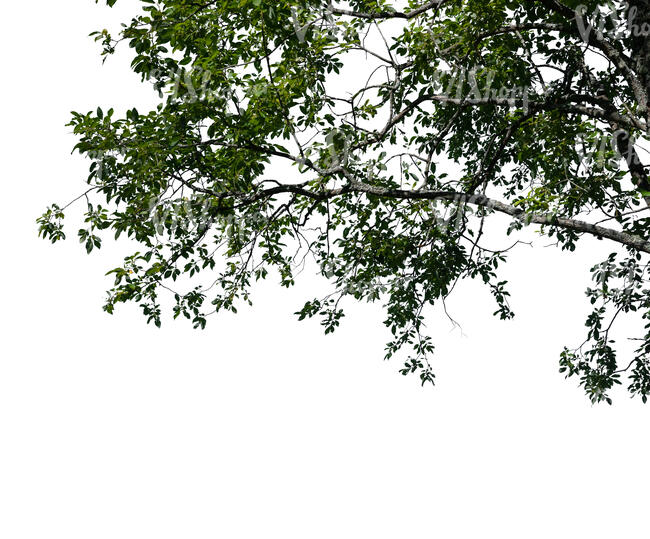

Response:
(1, 2), (649, 538)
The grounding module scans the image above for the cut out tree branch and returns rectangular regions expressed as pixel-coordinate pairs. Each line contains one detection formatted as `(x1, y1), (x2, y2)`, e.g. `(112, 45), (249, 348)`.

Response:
(40, 0), (650, 403)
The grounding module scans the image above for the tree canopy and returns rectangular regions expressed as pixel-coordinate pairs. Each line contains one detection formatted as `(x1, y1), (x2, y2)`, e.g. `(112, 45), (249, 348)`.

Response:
(39, 0), (650, 403)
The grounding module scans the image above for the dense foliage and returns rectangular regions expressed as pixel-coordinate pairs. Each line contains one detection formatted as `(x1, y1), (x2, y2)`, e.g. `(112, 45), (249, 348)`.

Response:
(40, 0), (650, 402)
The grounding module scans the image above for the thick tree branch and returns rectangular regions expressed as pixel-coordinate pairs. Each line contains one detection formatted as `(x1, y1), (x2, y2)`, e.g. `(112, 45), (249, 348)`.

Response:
(175, 178), (650, 254)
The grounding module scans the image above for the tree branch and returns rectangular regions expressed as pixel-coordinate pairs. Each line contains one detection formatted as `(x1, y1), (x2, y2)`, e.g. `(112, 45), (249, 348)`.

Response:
(330, 1), (444, 21)
(175, 178), (650, 254)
